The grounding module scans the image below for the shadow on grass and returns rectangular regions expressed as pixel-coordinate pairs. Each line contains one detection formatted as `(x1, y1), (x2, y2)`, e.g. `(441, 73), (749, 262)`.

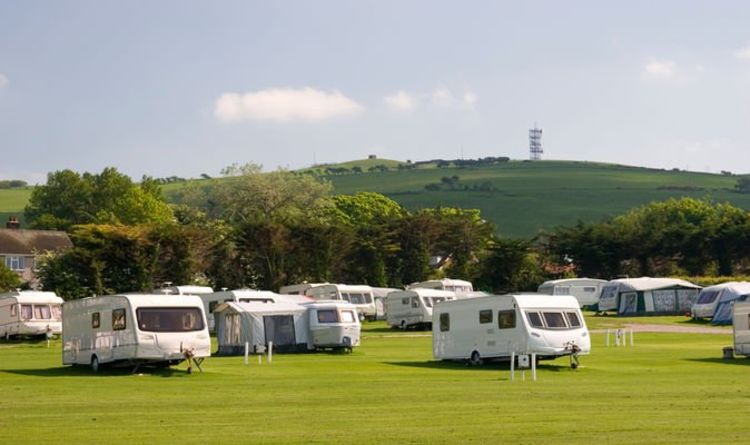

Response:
(362, 326), (431, 334)
(1, 364), (194, 378)
(685, 357), (750, 366)
(383, 360), (573, 373)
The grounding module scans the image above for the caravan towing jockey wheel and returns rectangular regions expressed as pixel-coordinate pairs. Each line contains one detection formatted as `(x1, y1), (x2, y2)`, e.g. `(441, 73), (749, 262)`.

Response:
(90, 355), (99, 373)
(400, 320), (407, 330)
(470, 351), (482, 366)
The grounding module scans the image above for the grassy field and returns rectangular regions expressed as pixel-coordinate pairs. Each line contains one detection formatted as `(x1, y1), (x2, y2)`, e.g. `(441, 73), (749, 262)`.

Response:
(1, 317), (747, 444)
(2, 160), (750, 237)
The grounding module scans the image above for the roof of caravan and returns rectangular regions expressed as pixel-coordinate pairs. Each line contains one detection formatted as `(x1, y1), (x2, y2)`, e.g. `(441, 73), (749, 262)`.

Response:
(163, 286), (214, 295)
(388, 288), (457, 298)
(217, 289), (283, 299)
(371, 287), (400, 297)
(215, 301), (306, 315)
(311, 284), (374, 292)
(699, 281), (750, 295)
(301, 300), (357, 309)
(604, 277), (701, 292)
(438, 293), (580, 310)
(279, 283), (329, 291)
(0, 291), (63, 304)
(114, 294), (204, 307)
(407, 278), (473, 289)
(539, 278), (608, 286)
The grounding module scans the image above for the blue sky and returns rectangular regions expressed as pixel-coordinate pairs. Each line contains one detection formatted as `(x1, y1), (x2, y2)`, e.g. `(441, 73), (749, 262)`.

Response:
(1, 1), (749, 183)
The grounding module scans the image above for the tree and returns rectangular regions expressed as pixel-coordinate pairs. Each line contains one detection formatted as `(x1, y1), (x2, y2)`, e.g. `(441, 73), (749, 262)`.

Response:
(475, 238), (544, 293)
(736, 177), (750, 193)
(0, 264), (21, 292)
(25, 167), (173, 230)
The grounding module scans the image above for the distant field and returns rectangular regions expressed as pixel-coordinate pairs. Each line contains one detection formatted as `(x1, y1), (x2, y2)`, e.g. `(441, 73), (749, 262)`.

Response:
(3, 161), (750, 237)
(0, 318), (747, 444)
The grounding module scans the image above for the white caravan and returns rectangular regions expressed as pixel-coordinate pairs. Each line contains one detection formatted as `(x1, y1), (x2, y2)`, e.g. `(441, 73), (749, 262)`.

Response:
(386, 289), (456, 329)
(214, 300), (360, 354)
(158, 285), (214, 296)
(432, 294), (590, 365)
(537, 278), (607, 308)
(199, 289), (312, 332)
(62, 294), (210, 372)
(691, 282), (750, 320)
(407, 279), (474, 294)
(0, 291), (63, 339)
(303, 284), (377, 320)
(733, 301), (750, 357)
(279, 283), (329, 295)
(372, 287), (399, 320)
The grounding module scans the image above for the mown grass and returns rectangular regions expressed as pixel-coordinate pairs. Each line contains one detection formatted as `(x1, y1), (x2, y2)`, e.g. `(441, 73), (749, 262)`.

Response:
(0, 317), (747, 444)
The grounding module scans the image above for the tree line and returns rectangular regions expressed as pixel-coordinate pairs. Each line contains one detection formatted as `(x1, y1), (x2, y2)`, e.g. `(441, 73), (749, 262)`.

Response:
(5, 164), (750, 298)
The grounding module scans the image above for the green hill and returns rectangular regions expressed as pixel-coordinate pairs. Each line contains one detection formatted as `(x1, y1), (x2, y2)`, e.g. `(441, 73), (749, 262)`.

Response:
(2, 160), (749, 238)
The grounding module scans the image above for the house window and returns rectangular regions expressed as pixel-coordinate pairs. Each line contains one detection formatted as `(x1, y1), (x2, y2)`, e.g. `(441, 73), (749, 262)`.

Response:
(479, 310), (493, 324)
(112, 309), (127, 330)
(5, 256), (23, 271)
(498, 310), (516, 329)
(92, 312), (100, 329)
(439, 313), (450, 332)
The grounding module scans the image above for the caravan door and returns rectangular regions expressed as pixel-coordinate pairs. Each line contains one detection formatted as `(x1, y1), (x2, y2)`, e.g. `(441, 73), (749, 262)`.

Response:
(263, 315), (296, 347)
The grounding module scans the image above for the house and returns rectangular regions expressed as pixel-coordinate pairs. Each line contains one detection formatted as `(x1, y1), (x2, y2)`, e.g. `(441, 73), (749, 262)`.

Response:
(0, 217), (73, 287)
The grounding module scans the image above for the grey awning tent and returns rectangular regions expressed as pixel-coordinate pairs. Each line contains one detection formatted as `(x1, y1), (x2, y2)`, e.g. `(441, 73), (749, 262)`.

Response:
(598, 277), (702, 316)
(214, 302), (310, 355)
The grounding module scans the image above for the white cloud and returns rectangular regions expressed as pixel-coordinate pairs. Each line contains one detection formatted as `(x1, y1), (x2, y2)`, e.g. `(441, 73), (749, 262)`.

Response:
(384, 91), (416, 112)
(431, 86), (454, 107)
(0, 74), (8, 88)
(643, 60), (677, 80)
(735, 45), (750, 60)
(462, 90), (477, 109)
(214, 87), (364, 123)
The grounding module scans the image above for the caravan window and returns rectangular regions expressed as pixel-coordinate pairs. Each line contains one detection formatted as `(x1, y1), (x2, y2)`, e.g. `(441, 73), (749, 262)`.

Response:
(34, 305), (51, 319)
(583, 287), (597, 293)
(402, 298), (409, 305)
(51, 305), (62, 319)
(112, 309), (127, 330)
(439, 313), (450, 331)
(340, 293), (351, 303)
(20, 304), (32, 320)
(565, 312), (582, 328)
(317, 309), (338, 323)
(411, 297), (420, 308)
(136, 308), (204, 332)
(10, 304), (17, 317)
(479, 310), (493, 324)
(348, 293), (368, 305)
(498, 310), (516, 329)
(423, 297), (433, 308)
(696, 290), (720, 305)
(542, 312), (568, 329)
(526, 312), (544, 328)
(340, 310), (356, 323)
(92, 312), (100, 329)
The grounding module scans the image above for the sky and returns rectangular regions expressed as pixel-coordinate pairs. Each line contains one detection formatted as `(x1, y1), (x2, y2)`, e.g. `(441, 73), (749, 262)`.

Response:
(1, 1), (750, 183)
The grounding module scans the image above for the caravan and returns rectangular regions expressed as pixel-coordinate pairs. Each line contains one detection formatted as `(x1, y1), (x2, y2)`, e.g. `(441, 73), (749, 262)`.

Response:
(62, 294), (210, 372)
(691, 282), (750, 322)
(372, 287), (399, 320)
(214, 300), (360, 354)
(432, 294), (590, 365)
(303, 284), (377, 320)
(157, 285), (214, 296)
(0, 291), (63, 339)
(386, 289), (456, 329)
(407, 279), (473, 294)
(732, 301), (750, 357)
(537, 278), (607, 308)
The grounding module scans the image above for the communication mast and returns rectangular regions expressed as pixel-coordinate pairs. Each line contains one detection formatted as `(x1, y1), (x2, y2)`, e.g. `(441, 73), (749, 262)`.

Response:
(529, 125), (543, 160)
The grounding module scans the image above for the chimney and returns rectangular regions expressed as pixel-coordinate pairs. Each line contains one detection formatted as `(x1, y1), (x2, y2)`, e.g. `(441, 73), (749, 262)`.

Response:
(6, 216), (20, 229)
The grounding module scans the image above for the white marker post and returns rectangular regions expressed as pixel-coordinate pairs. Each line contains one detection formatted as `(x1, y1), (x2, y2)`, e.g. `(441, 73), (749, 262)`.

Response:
(244, 342), (249, 365)
(268, 341), (273, 364)
(531, 353), (537, 382)
(510, 352), (516, 381)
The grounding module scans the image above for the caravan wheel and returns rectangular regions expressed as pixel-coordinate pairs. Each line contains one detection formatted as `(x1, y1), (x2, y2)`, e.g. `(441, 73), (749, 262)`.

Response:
(90, 355), (100, 373)
(469, 351), (483, 366)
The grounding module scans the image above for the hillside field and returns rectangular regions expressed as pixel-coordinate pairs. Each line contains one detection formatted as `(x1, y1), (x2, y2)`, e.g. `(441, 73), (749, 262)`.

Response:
(2, 160), (750, 237)
(0, 317), (747, 444)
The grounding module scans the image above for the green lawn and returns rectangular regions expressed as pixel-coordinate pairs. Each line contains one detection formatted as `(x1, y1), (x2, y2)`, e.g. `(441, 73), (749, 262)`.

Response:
(0, 318), (747, 444)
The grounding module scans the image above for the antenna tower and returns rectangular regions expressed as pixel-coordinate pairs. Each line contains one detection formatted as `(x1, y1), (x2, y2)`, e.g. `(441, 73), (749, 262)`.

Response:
(529, 125), (543, 161)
